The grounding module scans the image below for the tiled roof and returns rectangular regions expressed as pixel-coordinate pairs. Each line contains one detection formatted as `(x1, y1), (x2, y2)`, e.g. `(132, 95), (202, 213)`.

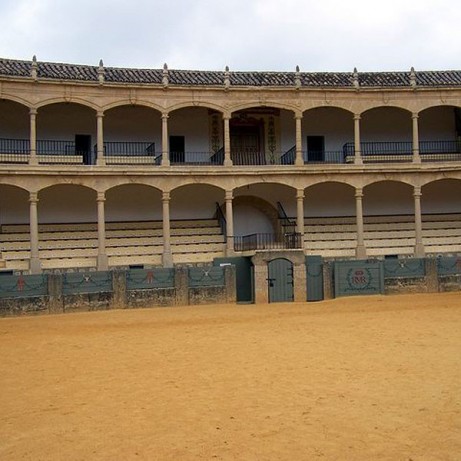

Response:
(1, 57), (460, 88)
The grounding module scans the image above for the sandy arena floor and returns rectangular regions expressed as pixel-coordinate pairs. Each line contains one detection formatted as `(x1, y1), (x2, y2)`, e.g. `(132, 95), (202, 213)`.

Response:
(1, 293), (461, 460)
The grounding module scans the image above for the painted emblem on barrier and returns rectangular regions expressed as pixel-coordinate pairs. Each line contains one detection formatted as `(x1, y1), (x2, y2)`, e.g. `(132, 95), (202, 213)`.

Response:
(346, 268), (372, 291)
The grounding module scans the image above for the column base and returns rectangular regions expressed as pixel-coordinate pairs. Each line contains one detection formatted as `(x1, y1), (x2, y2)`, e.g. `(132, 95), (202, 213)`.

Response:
(224, 158), (233, 167)
(225, 246), (235, 257)
(412, 154), (422, 164)
(29, 257), (42, 274)
(29, 155), (38, 166)
(355, 244), (367, 260)
(97, 254), (109, 271)
(162, 251), (173, 268)
(96, 157), (106, 166)
(354, 157), (363, 165)
(414, 243), (425, 258)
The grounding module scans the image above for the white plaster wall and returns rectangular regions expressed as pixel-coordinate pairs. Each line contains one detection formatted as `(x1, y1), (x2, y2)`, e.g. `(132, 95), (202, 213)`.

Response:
(363, 182), (413, 215)
(233, 204), (273, 234)
(169, 107), (210, 153)
(106, 185), (162, 221)
(37, 104), (96, 141)
(0, 186), (29, 224)
(0, 101), (29, 138)
(304, 183), (355, 217)
(234, 183), (296, 215)
(38, 186), (96, 223)
(171, 185), (223, 219)
(302, 108), (354, 152)
(419, 107), (457, 141)
(104, 106), (162, 151)
(422, 180), (461, 214)
(361, 107), (411, 142)
(279, 110), (296, 153)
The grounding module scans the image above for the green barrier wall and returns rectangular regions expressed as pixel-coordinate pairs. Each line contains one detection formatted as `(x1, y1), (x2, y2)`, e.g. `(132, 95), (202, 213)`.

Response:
(126, 268), (175, 290)
(334, 260), (384, 297)
(0, 274), (48, 298)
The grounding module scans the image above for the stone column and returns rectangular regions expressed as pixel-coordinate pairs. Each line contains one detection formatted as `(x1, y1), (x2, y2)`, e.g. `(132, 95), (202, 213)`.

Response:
(414, 186), (425, 257)
(29, 192), (41, 273)
(162, 191), (173, 267)
(412, 112), (421, 163)
(225, 190), (234, 255)
(96, 111), (106, 166)
(97, 191), (108, 270)
(161, 113), (170, 166)
(355, 187), (367, 259)
(295, 114), (304, 165)
(296, 189), (305, 236)
(29, 108), (38, 165)
(354, 114), (363, 165)
(223, 115), (232, 166)
(293, 263), (307, 302)
(253, 263), (269, 304)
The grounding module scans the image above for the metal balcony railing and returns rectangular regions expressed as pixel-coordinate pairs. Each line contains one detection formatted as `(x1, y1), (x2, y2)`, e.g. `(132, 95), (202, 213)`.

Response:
(234, 232), (302, 251)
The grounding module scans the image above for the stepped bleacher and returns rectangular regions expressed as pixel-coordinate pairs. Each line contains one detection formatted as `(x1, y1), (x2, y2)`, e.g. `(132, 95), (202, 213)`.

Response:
(0, 219), (226, 271)
(303, 213), (461, 258)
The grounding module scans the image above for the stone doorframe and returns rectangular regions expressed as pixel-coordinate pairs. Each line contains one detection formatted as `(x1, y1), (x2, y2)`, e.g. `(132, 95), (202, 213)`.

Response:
(252, 250), (306, 304)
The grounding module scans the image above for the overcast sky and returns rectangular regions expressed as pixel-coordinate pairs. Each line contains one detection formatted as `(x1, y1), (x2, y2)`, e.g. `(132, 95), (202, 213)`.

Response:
(0, 0), (460, 72)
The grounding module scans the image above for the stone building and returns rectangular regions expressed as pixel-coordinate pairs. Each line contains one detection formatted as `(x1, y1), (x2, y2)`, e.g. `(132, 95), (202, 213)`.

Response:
(0, 57), (460, 302)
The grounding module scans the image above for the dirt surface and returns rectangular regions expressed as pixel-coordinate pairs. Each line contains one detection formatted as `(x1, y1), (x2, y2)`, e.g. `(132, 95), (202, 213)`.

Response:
(1, 293), (461, 461)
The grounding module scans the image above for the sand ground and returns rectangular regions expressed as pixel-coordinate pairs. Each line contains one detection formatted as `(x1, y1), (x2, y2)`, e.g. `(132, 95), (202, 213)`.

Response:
(0, 293), (461, 461)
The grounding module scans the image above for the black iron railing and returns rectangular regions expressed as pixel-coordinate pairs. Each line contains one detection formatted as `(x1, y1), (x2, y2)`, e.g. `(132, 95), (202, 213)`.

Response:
(169, 151), (219, 165)
(234, 232), (302, 251)
(0, 138), (30, 163)
(280, 146), (296, 165)
(101, 141), (160, 164)
(304, 150), (346, 164)
(215, 202), (227, 237)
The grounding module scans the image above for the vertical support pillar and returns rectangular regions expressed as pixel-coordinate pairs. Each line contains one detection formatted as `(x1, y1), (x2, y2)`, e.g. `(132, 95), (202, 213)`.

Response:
(296, 189), (305, 237)
(355, 187), (367, 259)
(412, 112), (421, 164)
(161, 113), (170, 166)
(354, 114), (363, 165)
(225, 190), (234, 255)
(414, 186), (425, 257)
(29, 192), (41, 274)
(97, 191), (108, 270)
(96, 111), (106, 166)
(223, 115), (232, 166)
(295, 114), (303, 165)
(29, 108), (38, 165)
(162, 191), (173, 267)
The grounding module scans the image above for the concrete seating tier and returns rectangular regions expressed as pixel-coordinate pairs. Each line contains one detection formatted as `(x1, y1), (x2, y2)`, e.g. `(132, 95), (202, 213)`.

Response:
(302, 213), (461, 258)
(0, 219), (225, 271)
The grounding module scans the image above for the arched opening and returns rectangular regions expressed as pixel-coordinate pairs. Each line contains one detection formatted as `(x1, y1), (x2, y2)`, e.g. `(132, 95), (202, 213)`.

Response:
(230, 107), (294, 165)
(421, 179), (461, 255)
(360, 106), (412, 161)
(363, 181), (414, 258)
(303, 182), (356, 258)
(302, 107), (353, 163)
(0, 100), (30, 163)
(37, 103), (96, 165)
(104, 105), (161, 165)
(168, 106), (223, 165)
(419, 106), (461, 160)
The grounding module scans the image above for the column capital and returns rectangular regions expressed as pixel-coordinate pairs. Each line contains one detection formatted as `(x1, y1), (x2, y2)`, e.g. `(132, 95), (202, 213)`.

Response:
(355, 187), (363, 198)
(296, 189), (304, 199)
(413, 186), (422, 197)
(412, 112), (419, 120)
(162, 112), (169, 120)
(29, 192), (39, 203)
(225, 190), (233, 201)
(294, 112), (303, 120)
(354, 113), (361, 121)
(29, 108), (37, 116)
(97, 191), (106, 202)
(162, 191), (170, 201)
(97, 110), (105, 118)
(223, 113), (231, 121)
